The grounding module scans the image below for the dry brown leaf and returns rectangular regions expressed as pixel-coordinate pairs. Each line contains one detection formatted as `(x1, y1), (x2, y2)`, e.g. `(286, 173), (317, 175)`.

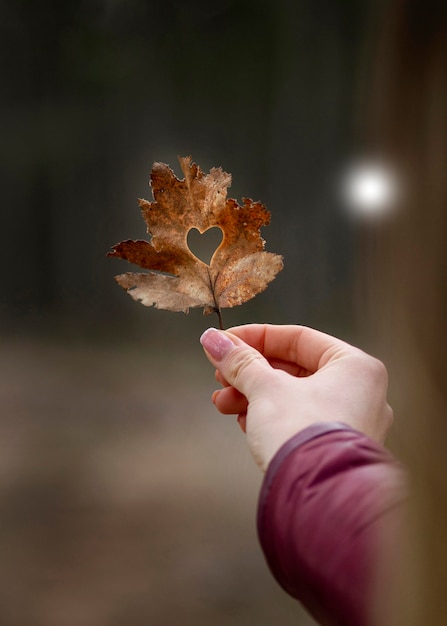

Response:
(108, 156), (283, 326)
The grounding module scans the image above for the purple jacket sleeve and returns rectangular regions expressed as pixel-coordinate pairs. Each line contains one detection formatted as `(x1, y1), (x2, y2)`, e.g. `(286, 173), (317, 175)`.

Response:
(257, 423), (406, 626)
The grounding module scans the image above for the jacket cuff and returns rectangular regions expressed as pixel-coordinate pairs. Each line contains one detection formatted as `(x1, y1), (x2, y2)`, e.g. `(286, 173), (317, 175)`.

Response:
(267, 421), (355, 476)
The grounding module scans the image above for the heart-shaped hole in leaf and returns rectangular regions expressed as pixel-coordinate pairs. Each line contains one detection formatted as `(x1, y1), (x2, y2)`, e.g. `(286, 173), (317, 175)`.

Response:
(187, 226), (223, 265)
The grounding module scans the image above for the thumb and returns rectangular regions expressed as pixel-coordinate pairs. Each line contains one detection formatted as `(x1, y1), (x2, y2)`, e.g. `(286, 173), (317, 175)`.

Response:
(200, 327), (271, 399)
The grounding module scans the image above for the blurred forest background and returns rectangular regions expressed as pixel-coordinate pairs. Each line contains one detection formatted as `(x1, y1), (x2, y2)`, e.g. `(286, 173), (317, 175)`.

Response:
(1, 0), (445, 625)
(1, 0), (377, 338)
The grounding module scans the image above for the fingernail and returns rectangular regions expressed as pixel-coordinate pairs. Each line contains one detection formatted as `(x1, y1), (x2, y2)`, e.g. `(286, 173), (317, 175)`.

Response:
(200, 328), (235, 362)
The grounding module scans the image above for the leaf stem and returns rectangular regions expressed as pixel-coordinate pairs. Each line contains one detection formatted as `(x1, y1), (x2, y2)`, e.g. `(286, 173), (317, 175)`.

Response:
(207, 266), (224, 329)
(215, 307), (224, 330)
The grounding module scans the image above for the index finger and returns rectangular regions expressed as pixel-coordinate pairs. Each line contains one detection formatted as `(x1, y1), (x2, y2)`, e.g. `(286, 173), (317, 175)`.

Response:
(225, 324), (355, 374)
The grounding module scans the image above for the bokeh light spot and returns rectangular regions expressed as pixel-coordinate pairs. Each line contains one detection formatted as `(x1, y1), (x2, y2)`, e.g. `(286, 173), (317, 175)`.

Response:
(342, 162), (399, 219)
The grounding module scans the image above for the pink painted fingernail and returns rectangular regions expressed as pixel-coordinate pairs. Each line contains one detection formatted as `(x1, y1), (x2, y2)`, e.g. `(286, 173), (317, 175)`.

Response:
(200, 328), (235, 362)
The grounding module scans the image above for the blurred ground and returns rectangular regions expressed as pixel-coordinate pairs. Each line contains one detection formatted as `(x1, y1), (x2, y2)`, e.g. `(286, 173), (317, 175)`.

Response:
(0, 330), (316, 626)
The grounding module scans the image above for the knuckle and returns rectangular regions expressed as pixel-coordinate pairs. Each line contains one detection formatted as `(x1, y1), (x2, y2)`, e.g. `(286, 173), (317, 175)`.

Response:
(354, 352), (389, 386)
(226, 349), (264, 387)
(385, 403), (394, 430)
(369, 356), (389, 386)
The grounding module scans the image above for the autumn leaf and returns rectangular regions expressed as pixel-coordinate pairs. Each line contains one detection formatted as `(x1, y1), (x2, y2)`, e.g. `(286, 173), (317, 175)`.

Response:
(108, 156), (283, 327)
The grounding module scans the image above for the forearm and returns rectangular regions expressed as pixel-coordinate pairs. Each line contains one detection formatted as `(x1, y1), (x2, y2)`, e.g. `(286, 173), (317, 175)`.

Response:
(257, 424), (406, 626)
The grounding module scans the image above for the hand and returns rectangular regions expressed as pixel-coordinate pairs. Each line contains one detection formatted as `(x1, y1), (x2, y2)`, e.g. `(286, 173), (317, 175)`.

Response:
(200, 324), (393, 471)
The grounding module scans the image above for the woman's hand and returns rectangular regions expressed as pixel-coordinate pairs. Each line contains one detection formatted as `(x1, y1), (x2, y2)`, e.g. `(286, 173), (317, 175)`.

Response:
(200, 324), (393, 471)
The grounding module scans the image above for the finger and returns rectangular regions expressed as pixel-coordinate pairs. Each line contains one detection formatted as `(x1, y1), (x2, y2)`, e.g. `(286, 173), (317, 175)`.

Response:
(222, 356), (309, 378)
(226, 324), (354, 373)
(217, 359), (306, 384)
(268, 357), (311, 378)
(200, 328), (273, 399)
(215, 369), (230, 387)
(237, 414), (247, 433)
(212, 386), (248, 415)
